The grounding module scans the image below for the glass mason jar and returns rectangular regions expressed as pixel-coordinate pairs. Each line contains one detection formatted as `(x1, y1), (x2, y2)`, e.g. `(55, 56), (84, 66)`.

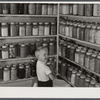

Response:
(18, 3), (24, 14)
(32, 22), (38, 36)
(89, 23), (97, 43)
(76, 22), (81, 39)
(89, 54), (96, 71)
(10, 22), (17, 36)
(25, 63), (31, 78)
(3, 67), (10, 81)
(36, 4), (42, 15)
(58, 60), (62, 74)
(53, 4), (57, 15)
(59, 40), (63, 56)
(62, 4), (69, 15)
(26, 22), (32, 36)
(10, 3), (18, 14)
(77, 4), (85, 16)
(42, 4), (48, 15)
(2, 44), (9, 59)
(1, 23), (9, 37)
(51, 22), (57, 35)
(19, 23), (26, 36)
(61, 62), (67, 77)
(0, 67), (3, 82)
(84, 77), (91, 87)
(62, 42), (67, 57)
(28, 3), (36, 15)
(23, 3), (28, 14)
(79, 74), (85, 87)
(38, 22), (44, 36)
(69, 21), (73, 38)
(36, 39), (42, 48)
(59, 21), (65, 35)
(69, 4), (73, 15)
(71, 70), (77, 85)
(49, 42), (55, 55)
(66, 44), (71, 59)
(2, 3), (10, 14)
(17, 64), (25, 79)
(73, 4), (78, 15)
(42, 42), (48, 51)
(44, 22), (50, 36)
(47, 4), (53, 15)
(65, 20), (70, 37)
(85, 52), (91, 69)
(67, 67), (73, 82)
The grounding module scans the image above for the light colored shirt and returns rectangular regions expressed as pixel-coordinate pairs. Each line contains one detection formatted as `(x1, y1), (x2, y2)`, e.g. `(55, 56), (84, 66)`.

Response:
(36, 60), (52, 81)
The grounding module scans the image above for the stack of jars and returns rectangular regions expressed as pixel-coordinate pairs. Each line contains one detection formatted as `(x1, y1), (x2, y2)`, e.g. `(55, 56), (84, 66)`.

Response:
(59, 59), (100, 87)
(0, 3), (57, 15)
(59, 19), (100, 45)
(59, 39), (100, 75)
(0, 22), (57, 37)
(0, 59), (37, 82)
(60, 4), (100, 17)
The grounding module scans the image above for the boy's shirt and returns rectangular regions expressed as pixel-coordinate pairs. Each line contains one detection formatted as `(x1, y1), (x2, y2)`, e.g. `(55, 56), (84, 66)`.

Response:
(36, 60), (52, 81)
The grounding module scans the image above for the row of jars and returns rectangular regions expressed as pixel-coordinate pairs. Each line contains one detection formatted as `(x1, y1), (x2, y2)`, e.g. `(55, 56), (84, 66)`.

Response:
(0, 22), (57, 37)
(0, 38), (56, 59)
(59, 39), (100, 74)
(59, 59), (100, 87)
(59, 19), (100, 45)
(60, 4), (100, 17)
(0, 3), (57, 15)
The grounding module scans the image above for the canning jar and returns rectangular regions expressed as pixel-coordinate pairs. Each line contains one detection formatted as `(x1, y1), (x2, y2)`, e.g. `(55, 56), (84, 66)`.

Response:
(62, 43), (67, 57)
(62, 4), (69, 15)
(42, 42), (48, 50)
(20, 43), (27, 57)
(77, 4), (85, 16)
(69, 21), (73, 38)
(24, 4), (28, 14)
(76, 22), (81, 39)
(84, 77), (91, 87)
(26, 22), (32, 36)
(59, 21), (65, 35)
(10, 22), (17, 36)
(66, 44), (71, 59)
(2, 3), (10, 14)
(79, 74), (85, 87)
(73, 4), (78, 15)
(65, 20), (69, 37)
(10, 3), (18, 14)
(0, 67), (3, 81)
(42, 4), (48, 15)
(38, 22), (44, 36)
(28, 3), (36, 15)
(17, 64), (25, 79)
(32, 22), (38, 36)
(19, 23), (25, 36)
(69, 4), (73, 15)
(1, 23), (9, 37)
(49, 42), (55, 55)
(93, 4), (98, 16)
(44, 22), (50, 35)
(18, 4), (24, 14)
(53, 4), (57, 15)
(3, 67), (10, 81)
(61, 63), (67, 77)
(2, 44), (9, 59)
(95, 82), (100, 87)
(48, 4), (53, 15)
(25, 63), (31, 78)
(36, 4), (42, 15)
(11, 64), (17, 80)
(89, 79), (96, 87)
(59, 40), (63, 56)
(71, 70), (77, 85)
(36, 39), (41, 48)
(51, 22), (56, 35)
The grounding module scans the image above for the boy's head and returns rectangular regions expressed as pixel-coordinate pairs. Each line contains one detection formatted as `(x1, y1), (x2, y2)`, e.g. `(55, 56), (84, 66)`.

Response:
(35, 46), (48, 62)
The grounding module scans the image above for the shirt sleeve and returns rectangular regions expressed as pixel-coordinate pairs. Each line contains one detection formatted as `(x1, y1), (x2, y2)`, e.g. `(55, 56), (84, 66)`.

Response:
(45, 65), (52, 75)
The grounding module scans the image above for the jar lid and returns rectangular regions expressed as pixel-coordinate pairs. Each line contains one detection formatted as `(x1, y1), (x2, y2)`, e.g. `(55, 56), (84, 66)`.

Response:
(80, 74), (85, 79)
(6, 65), (10, 68)
(9, 44), (14, 48)
(26, 22), (31, 25)
(76, 72), (81, 76)
(81, 50), (86, 54)
(86, 52), (91, 56)
(47, 62), (51, 66)
(92, 25), (96, 29)
(2, 45), (7, 48)
(11, 22), (15, 25)
(36, 39), (40, 41)
(74, 23), (78, 27)
(12, 64), (16, 67)
(42, 43), (48, 46)
(19, 23), (24, 25)
(4, 67), (9, 71)
(1, 23), (7, 25)
(69, 67), (73, 71)
(51, 22), (55, 25)
(50, 38), (55, 41)
(76, 49), (81, 52)
(19, 65), (24, 69)
(11, 66), (16, 70)
(39, 22), (43, 25)
(25, 65), (30, 68)
(43, 38), (48, 41)
(87, 24), (91, 28)
(78, 24), (81, 27)
(97, 55), (100, 59)
(62, 63), (66, 67)
(67, 45), (71, 48)
(81, 24), (85, 28)
(72, 70), (77, 74)
(91, 54), (96, 58)
(45, 22), (49, 25)
(59, 60), (62, 64)
(69, 22), (73, 26)
(21, 44), (25, 47)
(49, 42), (54, 45)
(33, 22), (38, 25)
(30, 59), (36, 63)
(85, 77), (90, 82)
(90, 80), (96, 85)
(97, 26), (100, 29)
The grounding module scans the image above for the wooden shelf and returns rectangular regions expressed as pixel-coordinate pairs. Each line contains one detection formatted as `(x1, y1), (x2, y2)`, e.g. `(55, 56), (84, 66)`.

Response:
(59, 34), (100, 51)
(58, 74), (75, 87)
(59, 55), (100, 77)
(60, 14), (100, 23)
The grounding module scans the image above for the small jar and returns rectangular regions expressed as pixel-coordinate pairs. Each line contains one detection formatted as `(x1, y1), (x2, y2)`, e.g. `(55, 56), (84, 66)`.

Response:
(84, 77), (91, 87)
(0, 67), (3, 82)
(10, 3), (18, 14)
(62, 43), (67, 57)
(69, 4), (73, 15)
(24, 4), (28, 14)
(20, 43), (27, 58)
(26, 23), (32, 36)
(28, 3), (36, 15)
(1, 23), (9, 37)
(36, 4), (42, 15)
(66, 44), (71, 59)
(25, 63), (31, 78)
(59, 21), (65, 35)
(2, 44), (9, 59)
(59, 40), (63, 56)
(42, 4), (48, 15)
(18, 4), (24, 14)
(62, 4), (69, 15)
(53, 4), (57, 15)
(67, 67), (73, 82)
(61, 63), (67, 77)
(76, 23), (81, 39)
(42, 42), (48, 50)
(2, 3), (10, 14)
(71, 70), (77, 85)
(79, 74), (85, 87)
(69, 21), (73, 38)
(73, 4), (78, 15)
(32, 22), (38, 36)
(36, 39), (42, 48)
(17, 64), (25, 79)
(51, 22), (56, 35)
(44, 22), (50, 35)
(47, 4), (53, 15)
(49, 42), (55, 55)
(65, 21), (70, 37)
(38, 22), (44, 36)
(30, 42), (36, 56)
(19, 23), (26, 36)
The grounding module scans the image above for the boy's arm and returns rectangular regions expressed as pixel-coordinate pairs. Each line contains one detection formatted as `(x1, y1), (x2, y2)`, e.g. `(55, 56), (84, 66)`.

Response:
(48, 73), (55, 81)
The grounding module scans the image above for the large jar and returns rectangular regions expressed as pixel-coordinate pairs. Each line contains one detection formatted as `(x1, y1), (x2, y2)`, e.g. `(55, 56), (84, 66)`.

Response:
(51, 22), (56, 35)
(69, 4), (73, 15)
(24, 4), (28, 14)
(65, 20), (69, 37)
(44, 22), (50, 35)
(76, 22), (81, 39)
(36, 4), (42, 15)
(93, 4), (100, 16)
(66, 44), (71, 59)
(38, 22), (44, 36)
(0, 67), (3, 82)
(18, 4), (24, 14)
(26, 22), (32, 36)
(42, 4), (48, 15)
(62, 4), (69, 15)
(59, 21), (65, 35)
(69, 21), (73, 38)
(1, 23), (9, 37)
(84, 77), (91, 87)
(32, 22), (38, 36)
(2, 44), (9, 59)
(2, 3), (10, 14)
(79, 74), (85, 87)
(19, 23), (26, 36)
(61, 63), (67, 77)
(71, 70), (77, 85)
(73, 4), (78, 15)
(25, 63), (31, 78)
(53, 4), (57, 15)
(47, 4), (53, 15)
(49, 42), (55, 55)
(28, 3), (36, 15)
(10, 3), (18, 14)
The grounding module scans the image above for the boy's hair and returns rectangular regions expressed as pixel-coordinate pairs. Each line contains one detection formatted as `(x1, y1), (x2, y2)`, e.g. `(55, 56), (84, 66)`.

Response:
(35, 46), (48, 59)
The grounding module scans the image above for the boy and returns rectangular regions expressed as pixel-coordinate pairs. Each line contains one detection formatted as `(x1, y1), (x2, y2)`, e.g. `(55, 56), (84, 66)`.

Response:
(35, 46), (55, 87)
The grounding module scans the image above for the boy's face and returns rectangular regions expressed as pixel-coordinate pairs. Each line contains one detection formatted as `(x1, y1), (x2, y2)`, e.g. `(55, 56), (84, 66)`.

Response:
(38, 49), (48, 62)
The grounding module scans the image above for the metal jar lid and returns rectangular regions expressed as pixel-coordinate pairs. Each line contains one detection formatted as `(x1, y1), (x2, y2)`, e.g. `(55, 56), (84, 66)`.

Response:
(86, 52), (91, 56)
(4, 67), (9, 71)
(90, 80), (96, 85)
(72, 70), (77, 74)
(9, 44), (14, 48)
(19, 23), (25, 25)
(2, 45), (7, 49)
(76, 48), (81, 53)
(1, 23), (7, 25)
(81, 50), (86, 54)
(26, 22), (31, 25)
(10, 22), (16, 25)
(21, 43), (25, 47)
(39, 22), (43, 25)
(33, 22), (38, 25)
(80, 74), (85, 79)
(92, 25), (96, 29)
(95, 83), (100, 87)
(91, 54), (96, 58)
(62, 62), (66, 67)
(51, 22), (55, 25)
(45, 22), (49, 25)
(97, 55), (100, 59)
(85, 77), (90, 82)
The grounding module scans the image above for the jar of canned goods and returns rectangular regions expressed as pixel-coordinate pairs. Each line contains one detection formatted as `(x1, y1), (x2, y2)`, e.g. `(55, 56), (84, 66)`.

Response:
(79, 74), (85, 87)
(59, 21), (65, 35)
(11, 64), (17, 80)
(65, 20), (70, 37)
(59, 40), (63, 56)
(44, 22), (50, 35)
(89, 79), (96, 87)
(61, 62), (67, 77)
(38, 22), (44, 36)
(62, 4), (69, 15)
(49, 42), (55, 55)
(53, 4), (57, 15)
(36, 39), (42, 48)
(30, 42), (36, 56)
(0, 67), (3, 82)
(25, 63), (31, 78)
(78, 4), (85, 16)
(66, 44), (71, 59)
(62, 43), (67, 57)
(26, 23), (32, 36)
(36, 4), (42, 15)
(58, 60), (62, 74)
(42, 42), (48, 50)
(73, 4), (78, 15)
(28, 3), (36, 15)
(69, 21), (73, 38)
(17, 64), (25, 79)
(20, 43), (27, 57)
(2, 44), (9, 59)
(19, 23), (25, 36)
(71, 70), (77, 85)
(10, 3), (18, 14)
(51, 22), (56, 35)
(48, 4), (53, 15)
(2, 3), (10, 14)
(24, 4), (28, 14)
(18, 4), (24, 14)
(76, 22), (81, 39)
(1, 23), (9, 37)
(69, 4), (73, 15)
(42, 4), (48, 15)
(32, 22), (38, 36)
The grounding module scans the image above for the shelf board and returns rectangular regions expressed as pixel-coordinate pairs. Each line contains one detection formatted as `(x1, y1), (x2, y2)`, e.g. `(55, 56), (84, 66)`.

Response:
(58, 74), (75, 87)
(60, 14), (100, 23)
(59, 34), (100, 51)
(59, 55), (100, 77)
